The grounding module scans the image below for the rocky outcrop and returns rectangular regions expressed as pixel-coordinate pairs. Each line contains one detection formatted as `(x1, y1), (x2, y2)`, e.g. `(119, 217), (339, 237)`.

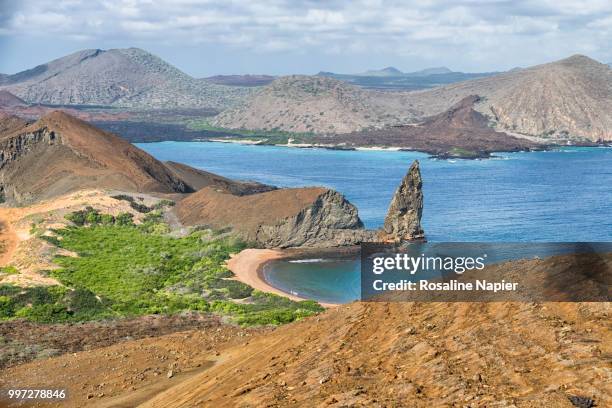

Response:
(176, 186), (376, 248)
(177, 160), (425, 248)
(254, 189), (376, 248)
(379, 160), (424, 242)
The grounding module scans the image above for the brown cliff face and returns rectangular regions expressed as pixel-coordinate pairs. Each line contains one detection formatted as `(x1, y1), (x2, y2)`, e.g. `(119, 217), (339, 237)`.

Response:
(176, 186), (374, 248)
(379, 160), (424, 242)
(0, 111), (196, 204)
(176, 160), (427, 248)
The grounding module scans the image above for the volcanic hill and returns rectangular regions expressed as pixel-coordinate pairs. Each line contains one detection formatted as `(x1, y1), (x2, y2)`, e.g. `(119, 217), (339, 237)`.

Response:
(0, 111), (200, 204)
(0, 48), (253, 110)
(212, 75), (420, 134)
(408, 55), (612, 142)
(215, 55), (611, 142)
(0, 112), (28, 135)
(0, 90), (27, 108)
(317, 95), (538, 157)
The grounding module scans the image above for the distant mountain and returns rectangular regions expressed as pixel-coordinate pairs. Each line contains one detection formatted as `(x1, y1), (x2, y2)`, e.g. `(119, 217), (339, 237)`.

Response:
(0, 48), (254, 110)
(212, 75), (420, 134)
(204, 75), (275, 87)
(357, 66), (453, 77)
(217, 55), (611, 142)
(406, 55), (612, 141)
(360, 66), (404, 76)
(410, 66), (453, 76)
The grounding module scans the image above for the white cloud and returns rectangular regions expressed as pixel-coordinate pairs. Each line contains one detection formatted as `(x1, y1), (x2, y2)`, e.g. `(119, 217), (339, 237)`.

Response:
(1, 0), (611, 73)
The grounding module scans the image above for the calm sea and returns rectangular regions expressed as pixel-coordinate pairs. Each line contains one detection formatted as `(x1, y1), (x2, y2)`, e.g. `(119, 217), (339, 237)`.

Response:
(137, 142), (612, 303)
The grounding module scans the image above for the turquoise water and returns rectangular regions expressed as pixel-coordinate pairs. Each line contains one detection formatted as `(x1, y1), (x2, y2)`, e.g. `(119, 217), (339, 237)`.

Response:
(137, 142), (612, 303)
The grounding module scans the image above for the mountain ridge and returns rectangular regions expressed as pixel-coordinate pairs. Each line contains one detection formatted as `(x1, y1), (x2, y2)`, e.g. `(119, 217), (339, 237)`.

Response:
(218, 55), (611, 141)
(407, 54), (612, 141)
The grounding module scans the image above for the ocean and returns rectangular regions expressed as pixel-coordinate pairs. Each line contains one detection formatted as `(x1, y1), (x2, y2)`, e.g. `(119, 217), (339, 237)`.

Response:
(137, 142), (612, 303)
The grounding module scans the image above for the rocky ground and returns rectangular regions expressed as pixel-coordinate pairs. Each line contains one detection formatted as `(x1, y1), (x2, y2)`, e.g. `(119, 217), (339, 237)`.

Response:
(0, 317), (268, 407)
(0, 301), (608, 407)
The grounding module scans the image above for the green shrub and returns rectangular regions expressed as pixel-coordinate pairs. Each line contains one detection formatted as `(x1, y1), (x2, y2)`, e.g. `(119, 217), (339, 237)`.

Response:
(65, 211), (86, 226)
(0, 266), (19, 275)
(153, 199), (175, 209)
(115, 212), (134, 226)
(100, 214), (115, 225)
(3, 213), (323, 325)
(15, 303), (71, 322)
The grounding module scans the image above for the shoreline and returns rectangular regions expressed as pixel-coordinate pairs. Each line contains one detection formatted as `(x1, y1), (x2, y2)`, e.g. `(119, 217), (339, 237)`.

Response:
(147, 138), (612, 159)
(227, 248), (340, 308)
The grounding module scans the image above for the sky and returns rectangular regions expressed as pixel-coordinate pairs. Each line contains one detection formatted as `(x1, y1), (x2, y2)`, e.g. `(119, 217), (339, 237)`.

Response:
(0, 0), (611, 77)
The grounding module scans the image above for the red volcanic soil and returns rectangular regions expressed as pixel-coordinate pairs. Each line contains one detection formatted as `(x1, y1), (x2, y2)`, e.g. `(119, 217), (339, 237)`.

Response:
(0, 111), (190, 203)
(177, 186), (328, 232)
(0, 112), (29, 134)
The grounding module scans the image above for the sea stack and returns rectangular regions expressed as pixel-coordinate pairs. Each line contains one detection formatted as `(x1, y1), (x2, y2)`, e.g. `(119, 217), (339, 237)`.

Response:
(379, 160), (425, 242)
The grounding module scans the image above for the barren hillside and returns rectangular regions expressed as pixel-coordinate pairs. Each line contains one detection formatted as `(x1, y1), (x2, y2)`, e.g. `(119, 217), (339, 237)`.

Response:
(215, 56), (611, 142)
(2, 296), (608, 407)
(408, 55), (612, 141)
(212, 75), (420, 134)
(0, 48), (253, 110)
(316, 95), (538, 157)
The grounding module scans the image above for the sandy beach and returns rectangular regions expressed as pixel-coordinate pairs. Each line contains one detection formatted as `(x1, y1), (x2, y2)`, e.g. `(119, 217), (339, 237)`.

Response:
(227, 248), (339, 307)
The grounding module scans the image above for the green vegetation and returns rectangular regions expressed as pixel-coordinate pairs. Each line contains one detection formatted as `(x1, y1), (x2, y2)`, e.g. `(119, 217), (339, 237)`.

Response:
(186, 119), (315, 145)
(0, 208), (323, 325)
(0, 266), (19, 275)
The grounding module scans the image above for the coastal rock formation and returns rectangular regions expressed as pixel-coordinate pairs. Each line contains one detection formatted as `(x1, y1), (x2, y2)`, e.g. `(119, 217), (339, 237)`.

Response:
(176, 160), (426, 248)
(379, 160), (424, 242)
(176, 186), (376, 248)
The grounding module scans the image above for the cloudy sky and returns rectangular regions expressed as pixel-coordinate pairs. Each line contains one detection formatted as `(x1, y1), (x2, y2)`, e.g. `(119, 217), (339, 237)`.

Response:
(1, 0), (611, 76)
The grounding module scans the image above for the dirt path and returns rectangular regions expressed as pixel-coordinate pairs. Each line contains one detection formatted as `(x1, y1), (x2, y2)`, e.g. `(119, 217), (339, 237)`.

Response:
(0, 214), (17, 266)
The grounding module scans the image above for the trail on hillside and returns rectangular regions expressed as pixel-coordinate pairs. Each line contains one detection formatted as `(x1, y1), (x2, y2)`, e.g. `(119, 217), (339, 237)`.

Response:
(0, 212), (18, 266)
